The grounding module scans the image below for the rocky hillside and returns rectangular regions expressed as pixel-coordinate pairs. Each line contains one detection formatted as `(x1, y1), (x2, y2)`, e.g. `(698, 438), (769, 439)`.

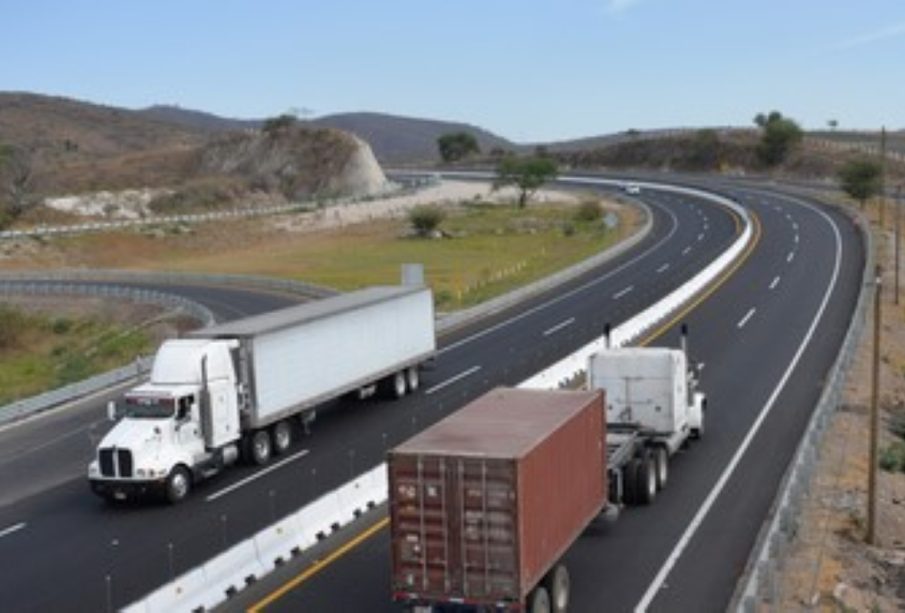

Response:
(0, 93), (388, 226)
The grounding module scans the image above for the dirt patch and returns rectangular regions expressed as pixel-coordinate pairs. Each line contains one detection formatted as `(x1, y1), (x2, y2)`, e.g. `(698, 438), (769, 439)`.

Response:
(776, 205), (905, 612)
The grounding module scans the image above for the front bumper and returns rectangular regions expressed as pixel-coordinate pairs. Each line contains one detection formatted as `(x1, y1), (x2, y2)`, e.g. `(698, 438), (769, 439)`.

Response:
(89, 477), (166, 501)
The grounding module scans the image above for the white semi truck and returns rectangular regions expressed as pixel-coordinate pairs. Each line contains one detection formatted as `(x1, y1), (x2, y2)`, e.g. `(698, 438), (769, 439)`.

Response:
(588, 324), (706, 506)
(89, 285), (436, 503)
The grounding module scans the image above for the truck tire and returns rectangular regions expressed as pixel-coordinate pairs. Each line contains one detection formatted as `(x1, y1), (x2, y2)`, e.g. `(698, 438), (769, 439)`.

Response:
(250, 430), (273, 466)
(653, 446), (669, 491)
(623, 458), (642, 505)
(528, 585), (551, 613)
(165, 466), (192, 504)
(636, 453), (657, 505)
(392, 370), (407, 399)
(543, 563), (570, 613)
(406, 366), (420, 392)
(691, 420), (704, 440)
(271, 420), (292, 455)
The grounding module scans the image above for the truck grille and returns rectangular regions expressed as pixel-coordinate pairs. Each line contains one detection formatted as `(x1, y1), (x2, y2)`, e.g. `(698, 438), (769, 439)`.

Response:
(117, 449), (133, 478)
(99, 448), (115, 477)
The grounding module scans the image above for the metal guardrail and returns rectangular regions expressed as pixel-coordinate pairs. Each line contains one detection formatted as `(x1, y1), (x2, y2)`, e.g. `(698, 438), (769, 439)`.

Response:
(733, 204), (874, 611)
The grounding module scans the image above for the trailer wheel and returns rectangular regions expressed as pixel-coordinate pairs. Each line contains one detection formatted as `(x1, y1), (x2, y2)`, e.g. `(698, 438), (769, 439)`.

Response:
(392, 370), (407, 399)
(528, 585), (551, 613)
(636, 453), (657, 505)
(406, 366), (420, 392)
(165, 466), (192, 504)
(653, 446), (669, 491)
(271, 420), (292, 455)
(543, 563), (570, 613)
(250, 430), (273, 466)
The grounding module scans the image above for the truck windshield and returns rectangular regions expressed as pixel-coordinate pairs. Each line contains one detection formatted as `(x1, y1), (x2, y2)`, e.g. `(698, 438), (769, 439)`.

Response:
(123, 397), (175, 419)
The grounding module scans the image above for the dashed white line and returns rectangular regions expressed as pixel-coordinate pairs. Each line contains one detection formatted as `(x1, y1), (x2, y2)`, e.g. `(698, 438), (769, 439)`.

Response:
(206, 450), (310, 502)
(769, 276), (781, 290)
(697, 233), (705, 242)
(0, 522), (26, 540)
(543, 317), (576, 337)
(656, 263), (670, 274)
(737, 308), (756, 329)
(425, 365), (482, 396)
(792, 221), (799, 231)
(682, 246), (692, 256)
(787, 251), (795, 263)
(612, 286), (634, 300)
(794, 234), (799, 244)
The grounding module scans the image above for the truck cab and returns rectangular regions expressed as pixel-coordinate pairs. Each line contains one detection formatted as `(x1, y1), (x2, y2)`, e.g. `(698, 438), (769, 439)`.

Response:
(88, 339), (241, 503)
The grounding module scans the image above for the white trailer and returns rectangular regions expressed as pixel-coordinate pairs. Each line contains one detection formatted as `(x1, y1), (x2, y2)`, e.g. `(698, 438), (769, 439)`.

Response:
(587, 325), (706, 507)
(88, 285), (436, 503)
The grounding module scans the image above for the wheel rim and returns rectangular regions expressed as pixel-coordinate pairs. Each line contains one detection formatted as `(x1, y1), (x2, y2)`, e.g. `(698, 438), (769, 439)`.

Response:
(274, 422), (291, 451)
(532, 586), (551, 613)
(407, 367), (419, 391)
(394, 372), (406, 397)
(647, 461), (657, 498)
(553, 567), (569, 611)
(254, 432), (271, 462)
(171, 471), (188, 499)
(657, 448), (668, 488)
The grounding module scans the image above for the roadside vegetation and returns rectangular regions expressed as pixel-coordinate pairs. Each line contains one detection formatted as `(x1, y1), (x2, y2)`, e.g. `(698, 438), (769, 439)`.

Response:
(0, 303), (156, 405)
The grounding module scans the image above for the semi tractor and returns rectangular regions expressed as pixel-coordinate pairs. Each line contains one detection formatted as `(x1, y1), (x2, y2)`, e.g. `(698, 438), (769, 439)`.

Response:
(388, 329), (705, 613)
(89, 285), (435, 503)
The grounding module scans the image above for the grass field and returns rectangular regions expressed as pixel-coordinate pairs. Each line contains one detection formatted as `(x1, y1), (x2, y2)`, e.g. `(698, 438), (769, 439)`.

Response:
(0, 304), (157, 405)
(10, 198), (639, 311)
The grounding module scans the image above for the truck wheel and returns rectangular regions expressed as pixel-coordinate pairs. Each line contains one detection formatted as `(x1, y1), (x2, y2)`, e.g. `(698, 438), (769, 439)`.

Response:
(406, 366), (420, 392)
(637, 454), (657, 505)
(653, 446), (669, 491)
(165, 466), (192, 504)
(543, 564), (570, 613)
(250, 430), (273, 465)
(271, 420), (292, 455)
(623, 458), (642, 505)
(392, 371), (407, 399)
(528, 585), (551, 613)
(691, 420), (704, 440)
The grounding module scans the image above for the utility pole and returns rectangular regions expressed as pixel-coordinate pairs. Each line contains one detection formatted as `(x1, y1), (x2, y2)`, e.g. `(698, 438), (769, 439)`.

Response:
(897, 185), (902, 306)
(867, 265), (882, 545)
(880, 127), (887, 227)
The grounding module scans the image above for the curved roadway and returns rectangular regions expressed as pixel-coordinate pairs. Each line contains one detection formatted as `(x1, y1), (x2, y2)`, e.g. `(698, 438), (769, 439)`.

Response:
(0, 178), (862, 613)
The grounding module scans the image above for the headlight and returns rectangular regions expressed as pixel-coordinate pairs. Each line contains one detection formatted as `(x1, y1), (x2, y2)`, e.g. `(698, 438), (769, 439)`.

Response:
(88, 462), (99, 477)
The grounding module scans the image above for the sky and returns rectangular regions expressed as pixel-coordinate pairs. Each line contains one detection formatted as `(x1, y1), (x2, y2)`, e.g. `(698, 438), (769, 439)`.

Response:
(2, 0), (904, 142)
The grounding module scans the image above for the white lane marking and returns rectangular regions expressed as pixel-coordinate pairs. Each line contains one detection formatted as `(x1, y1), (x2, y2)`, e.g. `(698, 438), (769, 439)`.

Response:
(787, 251), (795, 263)
(703, 223), (709, 231)
(206, 450), (310, 502)
(697, 233), (705, 242)
(636, 190), (843, 613)
(737, 308), (756, 329)
(682, 246), (692, 256)
(425, 366), (482, 396)
(697, 362), (706, 371)
(612, 286), (634, 300)
(769, 276), (781, 290)
(792, 221), (799, 231)
(794, 234), (799, 244)
(0, 522), (26, 540)
(785, 213), (793, 221)
(436, 203), (681, 357)
(656, 263), (670, 274)
(543, 317), (576, 337)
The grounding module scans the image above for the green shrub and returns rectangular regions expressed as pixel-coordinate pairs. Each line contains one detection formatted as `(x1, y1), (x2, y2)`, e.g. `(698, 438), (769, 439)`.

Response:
(0, 305), (25, 349)
(574, 200), (602, 223)
(879, 441), (905, 472)
(51, 318), (72, 335)
(408, 205), (445, 237)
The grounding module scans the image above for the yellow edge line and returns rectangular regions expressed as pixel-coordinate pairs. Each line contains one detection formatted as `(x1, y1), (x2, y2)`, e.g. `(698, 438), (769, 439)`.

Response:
(248, 516), (390, 612)
(249, 206), (763, 612)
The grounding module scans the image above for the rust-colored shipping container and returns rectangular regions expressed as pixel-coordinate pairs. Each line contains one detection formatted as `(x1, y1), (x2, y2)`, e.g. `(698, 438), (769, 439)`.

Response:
(388, 387), (606, 610)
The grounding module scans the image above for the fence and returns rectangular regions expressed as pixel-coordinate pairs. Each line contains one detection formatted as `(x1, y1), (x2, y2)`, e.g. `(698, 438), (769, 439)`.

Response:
(732, 204), (873, 611)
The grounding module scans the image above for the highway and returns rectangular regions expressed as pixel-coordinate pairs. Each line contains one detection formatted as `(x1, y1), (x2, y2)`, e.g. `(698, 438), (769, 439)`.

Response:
(0, 178), (861, 612)
(235, 183), (864, 612)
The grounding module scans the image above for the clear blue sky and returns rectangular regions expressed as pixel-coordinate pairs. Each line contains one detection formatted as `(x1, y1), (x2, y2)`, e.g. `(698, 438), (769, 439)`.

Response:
(3, 0), (903, 142)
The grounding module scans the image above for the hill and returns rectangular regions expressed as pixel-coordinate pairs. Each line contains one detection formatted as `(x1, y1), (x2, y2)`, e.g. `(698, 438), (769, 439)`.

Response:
(311, 112), (517, 163)
(139, 104), (261, 133)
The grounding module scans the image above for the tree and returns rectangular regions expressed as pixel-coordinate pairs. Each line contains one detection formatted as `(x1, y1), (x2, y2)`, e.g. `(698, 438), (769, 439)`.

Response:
(753, 110), (803, 166)
(262, 114), (297, 136)
(408, 205), (446, 236)
(827, 119), (839, 131)
(838, 159), (882, 208)
(0, 144), (33, 229)
(494, 155), (558, 208)
(437, 132), (480, 163)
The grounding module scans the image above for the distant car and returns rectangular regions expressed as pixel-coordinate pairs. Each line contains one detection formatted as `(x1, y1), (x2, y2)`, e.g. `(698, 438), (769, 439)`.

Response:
(624, 183), (641, 195)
